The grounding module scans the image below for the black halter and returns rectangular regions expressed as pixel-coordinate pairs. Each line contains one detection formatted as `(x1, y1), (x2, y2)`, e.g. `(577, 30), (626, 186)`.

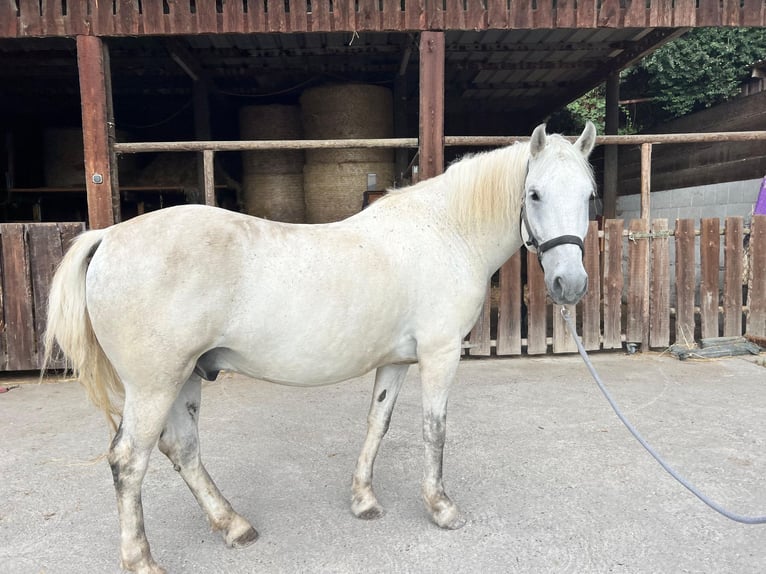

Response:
(521, 200), (584, 261)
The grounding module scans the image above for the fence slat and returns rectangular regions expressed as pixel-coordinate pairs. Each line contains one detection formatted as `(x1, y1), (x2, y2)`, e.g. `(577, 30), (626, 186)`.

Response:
(723, 216), (744, 337)
(581, 220), (601, 350)
(602, 219), (623, 349)
(699, 217), (720, 339)
(28, 224), (64, 369)
(649, 219), (670, 348)
(496, 252), (521, 356)
(468, 282), (492, 356)
(626, 219), (649, 346)
(675, 219), (696, 344)
(1, 224), (37, 370)
(526, 250), (547, 354)
(552, 304), (576, 353)
(747, 215), (766, 338)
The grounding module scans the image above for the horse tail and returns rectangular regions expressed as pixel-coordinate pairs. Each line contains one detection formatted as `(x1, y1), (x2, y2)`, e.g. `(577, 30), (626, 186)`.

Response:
(42, 229), (124, 431)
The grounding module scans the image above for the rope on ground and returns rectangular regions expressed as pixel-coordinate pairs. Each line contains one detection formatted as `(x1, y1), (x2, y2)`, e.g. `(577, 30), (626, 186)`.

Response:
(561, 307), (766, 525)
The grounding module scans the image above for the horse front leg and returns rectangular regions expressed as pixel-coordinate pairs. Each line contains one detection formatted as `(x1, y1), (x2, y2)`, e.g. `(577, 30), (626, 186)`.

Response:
(418, 346), (466, 530)
(351, 363), (409, 519)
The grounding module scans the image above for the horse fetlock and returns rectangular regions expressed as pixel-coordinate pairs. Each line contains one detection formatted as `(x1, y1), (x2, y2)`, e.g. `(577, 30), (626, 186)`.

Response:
(423, 491), (465, 530)
(120, 550), (166, 574)
(222, 514), (259, 549)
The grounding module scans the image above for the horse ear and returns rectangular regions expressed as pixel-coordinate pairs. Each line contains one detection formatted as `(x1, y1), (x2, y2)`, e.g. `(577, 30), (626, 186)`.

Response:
(530, 124), (547, 157)
(574, 121), (597, 157)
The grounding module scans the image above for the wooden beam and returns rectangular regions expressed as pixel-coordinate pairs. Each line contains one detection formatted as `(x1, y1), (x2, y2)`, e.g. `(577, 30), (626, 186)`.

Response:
(418, 31), (445, 180)
(76, 35), (115, 229)
(602, 72), (619, 219)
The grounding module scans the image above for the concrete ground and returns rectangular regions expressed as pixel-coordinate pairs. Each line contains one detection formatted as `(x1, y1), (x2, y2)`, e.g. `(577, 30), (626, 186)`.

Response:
(1, 352), (765, 574)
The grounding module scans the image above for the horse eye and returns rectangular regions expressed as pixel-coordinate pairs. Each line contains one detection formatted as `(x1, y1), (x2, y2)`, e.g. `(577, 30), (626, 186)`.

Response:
(529, 190), (540, 201)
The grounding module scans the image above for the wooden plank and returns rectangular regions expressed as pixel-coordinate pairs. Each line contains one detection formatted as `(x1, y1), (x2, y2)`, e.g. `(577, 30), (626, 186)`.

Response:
(552, 304), (576, 353)
(555, 0), (577, 28)
(597, 0), (621, 27)
(332, 0), (352, 31)
(697, 0), (722, 26)
(0, 229), (6, 368)
(92, 0), (116, 36)
(747, 215), (766, 337)
(406, 0), (424, 30)
(576, 0), (597, 28)
(141, 0), (166, 34)
(1, 0), (17, 36)
(602, 219), (623, 349)
(356, 0), (379, 30)
(673, 0), (696, 26)
(722, 0), (742, 26)
(65, 0), (86, 35)
(626, 219), (649, 346)
(533, 0), (554, 27)
(42, 0), (66, 36)
(28, 224), (64, 369)
(581, 220), (601, 350)
(116, 0), (141, 35)
(464, 0), (487, 29)
(222, 0), (248, 33)
(699, 217), (720, 339)
(468, 283), (492, 357)
(289, 0), (309, 32)
(674, 218), (696, 345)
(649, 219), (670, 348)
(19, 0), (42, 36)
(382, 0), (402, 30)
(526, 251), (547, 355)
(623, 0), (646, 27)
(58, 222), (85, 252)
(722, 217), (744, 337)
(496, 252), (521, 356)
(444, 0), (466, 29)
(245, 0), (267, 31)
(741, 0), (764, 26)
(418, 31), (444, 180)
(649, 0), (673, 27)
(486, 0), (507, 29)
(511, 0), (532, 28)
(1, 224), (37, 370)
(76, 36), (115, 230)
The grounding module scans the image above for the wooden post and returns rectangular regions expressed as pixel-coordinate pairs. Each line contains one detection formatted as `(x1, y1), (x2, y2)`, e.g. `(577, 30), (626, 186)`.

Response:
(203, 150), (215, 206)
(194, 81), (212, 204)
(640, 142), (652, 221)
(418, 31), (444, 180)
(602, 73), (619, 219)
(76, 35), (116, 229)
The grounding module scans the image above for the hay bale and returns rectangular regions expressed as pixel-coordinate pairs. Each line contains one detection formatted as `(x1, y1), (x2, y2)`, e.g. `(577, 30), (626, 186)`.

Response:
(242, 173), (306, 223)
(239, 105), (305, 174)
(301, 84), (394, 164)
(304, 162), (394, 223)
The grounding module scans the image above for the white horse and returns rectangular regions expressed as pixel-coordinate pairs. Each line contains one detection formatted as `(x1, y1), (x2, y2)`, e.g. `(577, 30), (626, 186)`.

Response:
(44, 123), (596, 574)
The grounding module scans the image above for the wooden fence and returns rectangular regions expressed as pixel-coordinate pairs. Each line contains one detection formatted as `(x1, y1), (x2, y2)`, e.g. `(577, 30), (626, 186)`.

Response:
(3, 0), (765, 38)
(2, 216), (765, 371)
(0, 222), (84, 371)
(464, 215), (766, 356)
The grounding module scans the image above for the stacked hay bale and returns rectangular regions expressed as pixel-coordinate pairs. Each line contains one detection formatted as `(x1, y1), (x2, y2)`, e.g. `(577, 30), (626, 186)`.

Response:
(301, 84), (394, 223)
(240, 105), (305, 223)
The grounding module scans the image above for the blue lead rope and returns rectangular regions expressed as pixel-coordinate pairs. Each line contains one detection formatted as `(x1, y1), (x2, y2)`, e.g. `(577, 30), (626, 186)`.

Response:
(561, 307), (766, 525)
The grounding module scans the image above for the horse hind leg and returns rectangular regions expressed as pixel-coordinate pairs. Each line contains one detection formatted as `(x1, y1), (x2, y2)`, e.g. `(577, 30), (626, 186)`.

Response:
(158, 374), (258, 549)
(351, 363), (409, 520)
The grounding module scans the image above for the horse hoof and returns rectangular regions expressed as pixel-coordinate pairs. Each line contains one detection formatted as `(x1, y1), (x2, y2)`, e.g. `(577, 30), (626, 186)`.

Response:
(354, 504), (385, 520)
(231, 526), (260, 549)
(432, 506), (466, 530)
(224, 515), (259, 549)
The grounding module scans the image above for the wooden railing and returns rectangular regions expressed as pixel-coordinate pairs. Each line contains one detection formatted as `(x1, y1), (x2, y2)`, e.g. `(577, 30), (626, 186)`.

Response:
(3, 0), (765, 38)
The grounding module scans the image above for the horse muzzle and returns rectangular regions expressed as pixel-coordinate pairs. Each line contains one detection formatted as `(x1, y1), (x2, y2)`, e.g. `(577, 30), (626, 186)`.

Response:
(543, 249), (589, 305)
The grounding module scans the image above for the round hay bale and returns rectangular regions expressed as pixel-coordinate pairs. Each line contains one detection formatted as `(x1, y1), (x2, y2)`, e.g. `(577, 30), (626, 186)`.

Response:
(239, 105), (304, 175)
(301, 84), (393, 165)
(304, 162), (394, 223)
(242, 172), (305, 223)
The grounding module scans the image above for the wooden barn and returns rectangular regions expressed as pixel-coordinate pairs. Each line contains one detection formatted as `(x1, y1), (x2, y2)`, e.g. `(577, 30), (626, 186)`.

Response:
(2, 1), (766, 370)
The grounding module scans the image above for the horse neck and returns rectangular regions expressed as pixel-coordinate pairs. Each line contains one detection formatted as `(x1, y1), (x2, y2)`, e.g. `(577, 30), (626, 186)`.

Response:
(443, 144), (528, 276)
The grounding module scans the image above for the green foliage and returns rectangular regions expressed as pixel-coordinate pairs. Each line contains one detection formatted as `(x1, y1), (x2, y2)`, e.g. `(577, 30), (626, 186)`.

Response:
(621, 28), (766, 128)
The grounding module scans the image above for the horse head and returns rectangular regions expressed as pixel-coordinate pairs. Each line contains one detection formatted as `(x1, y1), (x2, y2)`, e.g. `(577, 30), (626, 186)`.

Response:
(521, 122), (596, 305)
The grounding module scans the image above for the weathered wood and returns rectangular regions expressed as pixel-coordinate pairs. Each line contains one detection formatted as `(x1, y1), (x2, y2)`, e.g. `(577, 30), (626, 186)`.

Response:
(28, 225), (64, 369)
(626, 219), (649, 346)
(722, 217), (744, 337)
(581, 220), (601, 350)
(552, 304), (576, 354)
(576, 0), (597, 27)
(555, 0), (576, 28)
(76, 35), (116, 230)
(1, 224), (37, 370)
(0, 229), (6, 367)
(496, 252), (521, 356)
(699, 218), (721, 339)
(468, 282), (492, 357)
(115, 138), (418, 153)
(748, 215), (766, 338)
(597, 0), (622, 27)
(640, 143), (651, 220)
(203, 150), (216, 206)
(674, 219), (696, 345)
(649, 219), (670, 348)
(624, 0), (647, 27)
(526, 250), (547, 355)
(650, 0), (674, 27)
(602, 219), (623, 349)
(418, 31), (444, 180)
(674, 0), (697, 26)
